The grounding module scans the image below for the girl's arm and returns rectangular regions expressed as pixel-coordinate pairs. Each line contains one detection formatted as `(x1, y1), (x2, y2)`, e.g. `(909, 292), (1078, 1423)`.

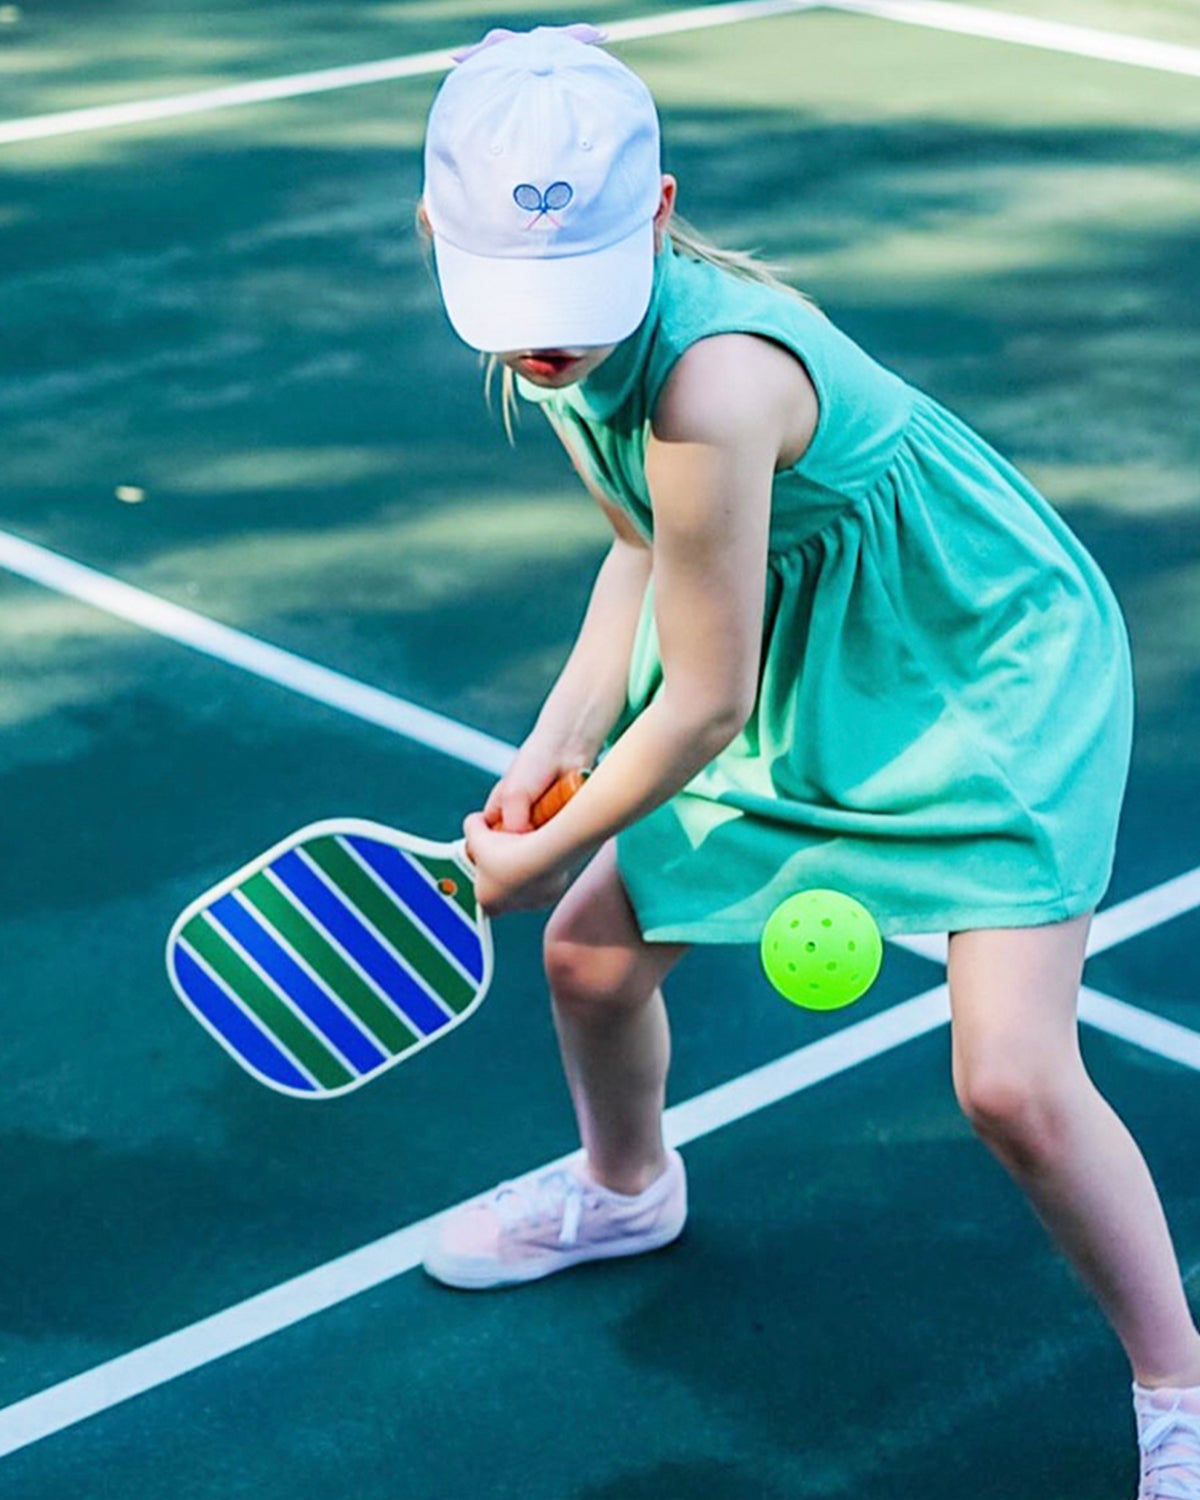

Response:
(469, 334), (819, 908)
(489, 510), (651, 830)
(485, 426), (653, 831)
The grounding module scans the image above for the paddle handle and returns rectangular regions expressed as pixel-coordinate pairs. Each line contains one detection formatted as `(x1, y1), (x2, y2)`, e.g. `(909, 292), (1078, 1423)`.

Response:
(459, 769), (588, 875)
(480, 768), (587, 835)
(529, 769), (588, 828)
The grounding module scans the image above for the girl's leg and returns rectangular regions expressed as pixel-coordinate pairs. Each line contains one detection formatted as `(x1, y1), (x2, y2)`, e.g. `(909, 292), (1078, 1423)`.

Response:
(949, 914), (1200, 1387)
(421, 841), (687, 1289)
(542, 839), (688, 1196)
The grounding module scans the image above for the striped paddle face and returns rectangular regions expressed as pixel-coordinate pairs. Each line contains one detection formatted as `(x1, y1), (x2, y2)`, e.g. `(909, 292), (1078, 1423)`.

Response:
(166, 820), (493, 1098)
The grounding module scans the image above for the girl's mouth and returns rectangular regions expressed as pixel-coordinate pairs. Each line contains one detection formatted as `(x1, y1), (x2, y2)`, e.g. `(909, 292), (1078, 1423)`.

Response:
(514, 351), (584, 381)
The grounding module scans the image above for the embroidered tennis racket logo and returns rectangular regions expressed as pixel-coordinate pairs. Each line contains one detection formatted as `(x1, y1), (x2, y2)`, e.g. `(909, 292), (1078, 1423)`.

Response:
(514, 181), (573, 227)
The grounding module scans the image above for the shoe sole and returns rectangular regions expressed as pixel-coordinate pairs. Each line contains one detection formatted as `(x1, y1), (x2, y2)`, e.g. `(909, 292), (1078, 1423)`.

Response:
(422, 1218), (686, 1290)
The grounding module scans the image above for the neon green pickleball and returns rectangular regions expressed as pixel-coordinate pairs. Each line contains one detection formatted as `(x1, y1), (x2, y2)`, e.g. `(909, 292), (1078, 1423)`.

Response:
(760, 889), (883, 1010)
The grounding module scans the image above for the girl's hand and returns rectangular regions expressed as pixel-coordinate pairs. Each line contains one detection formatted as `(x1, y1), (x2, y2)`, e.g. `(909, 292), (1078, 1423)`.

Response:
(462, 813), (575, 914)
(484, 746), (588, 834)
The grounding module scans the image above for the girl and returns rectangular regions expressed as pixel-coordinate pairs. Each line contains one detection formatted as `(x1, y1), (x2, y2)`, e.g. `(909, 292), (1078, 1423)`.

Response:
(418, 24), (1200, 1494)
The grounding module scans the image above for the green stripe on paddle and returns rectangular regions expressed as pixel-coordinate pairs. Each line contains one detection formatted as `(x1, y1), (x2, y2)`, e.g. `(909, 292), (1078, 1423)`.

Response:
(305, 838), (478, 1014)
(420, 852), (478, 922)
(183, 915), (355, 1090)
(241, 872), (418, 1056)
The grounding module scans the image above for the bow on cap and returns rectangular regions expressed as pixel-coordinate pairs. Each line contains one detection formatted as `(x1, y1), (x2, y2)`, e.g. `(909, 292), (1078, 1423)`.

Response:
(452, 22), (607, 64)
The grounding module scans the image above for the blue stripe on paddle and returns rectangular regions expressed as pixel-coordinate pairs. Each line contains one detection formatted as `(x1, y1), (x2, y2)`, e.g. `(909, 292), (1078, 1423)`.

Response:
(211, 894), (387, 1074)
(346, 838), (484, 982)
(172, 942), (317, 1093)
(272, 851), (457, 1037)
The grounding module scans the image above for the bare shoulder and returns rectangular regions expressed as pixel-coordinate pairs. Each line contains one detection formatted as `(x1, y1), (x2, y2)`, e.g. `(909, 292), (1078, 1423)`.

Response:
(651, 333), (819, 468)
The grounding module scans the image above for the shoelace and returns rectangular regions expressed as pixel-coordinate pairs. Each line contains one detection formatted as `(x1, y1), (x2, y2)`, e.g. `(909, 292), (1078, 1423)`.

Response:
(1139, 1398), (1200, 1500)
(489, 1170), (595, 1245)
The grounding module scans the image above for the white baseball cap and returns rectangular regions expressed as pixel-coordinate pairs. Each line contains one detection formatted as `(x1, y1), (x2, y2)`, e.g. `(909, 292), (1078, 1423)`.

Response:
(422, 24), (662, 353)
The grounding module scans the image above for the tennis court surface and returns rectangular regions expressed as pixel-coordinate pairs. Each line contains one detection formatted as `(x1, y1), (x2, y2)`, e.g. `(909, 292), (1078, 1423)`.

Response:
(1, 2), (1198, 1495)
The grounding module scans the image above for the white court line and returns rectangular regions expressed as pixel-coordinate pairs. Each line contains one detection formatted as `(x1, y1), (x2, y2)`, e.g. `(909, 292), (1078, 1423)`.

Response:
(0, 958), (1195, 1457)
(2, 536), (1200, 1455)
(0, 44), (458, 146)
(891, 868), (1200, 969)
(2, 0), (1199, 148)
(1080, 988), (1200, 1072)
(1089, 868), (1200, 957)
(0, 0), (816, 147)
(825, 0), (1200, 77)
(664, 984), (951, 1145)
(894, 876), (1200, 1065)
(0, 529), (513, 776)
(1, 0), (1198, 1461)
(0, 983), (952, 1460)
(891, 885), (1200, 1067)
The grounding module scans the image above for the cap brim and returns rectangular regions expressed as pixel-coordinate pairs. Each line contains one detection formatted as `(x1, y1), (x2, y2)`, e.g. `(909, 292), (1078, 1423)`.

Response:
(432, 219), (655, 353)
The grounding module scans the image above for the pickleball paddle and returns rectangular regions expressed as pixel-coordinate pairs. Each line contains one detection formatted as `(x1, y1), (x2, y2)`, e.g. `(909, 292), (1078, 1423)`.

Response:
(165, 771), (584, 1098)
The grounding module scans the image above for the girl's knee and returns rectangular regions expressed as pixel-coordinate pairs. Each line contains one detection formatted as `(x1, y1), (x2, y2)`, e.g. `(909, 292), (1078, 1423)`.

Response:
(955, 1062), (1036, 1136)
(540, 843), (686, 1015)
(542, 860), (683, 1015)
(954, 1056), (1079, 1166)
(543, 895), (645, 1013)
(948, 921), (1092, 1166)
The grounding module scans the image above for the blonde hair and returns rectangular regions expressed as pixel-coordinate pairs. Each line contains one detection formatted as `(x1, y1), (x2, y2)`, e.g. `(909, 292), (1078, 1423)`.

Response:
(485, 214), (816, 440)
(669, 213), (815, 306)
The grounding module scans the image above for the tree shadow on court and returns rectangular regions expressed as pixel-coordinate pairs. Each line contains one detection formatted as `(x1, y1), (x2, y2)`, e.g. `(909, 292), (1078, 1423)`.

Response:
(0, 1), (647, 123)
(0, 675), (465, 913)
(575, 1458), (786, 1500)
(4, 107), (1198, 546)
(598, 1076), (1149, 1497)
(0, 1128), (290, 1353)
(1, 60), (1198, 1500)
(584, 1017), (1200, 1498)
(5, 105), (1197, 856)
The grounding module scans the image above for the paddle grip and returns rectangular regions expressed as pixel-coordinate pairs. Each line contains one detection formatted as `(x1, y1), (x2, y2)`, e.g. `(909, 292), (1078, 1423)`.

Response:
(528, 769), (588, 828)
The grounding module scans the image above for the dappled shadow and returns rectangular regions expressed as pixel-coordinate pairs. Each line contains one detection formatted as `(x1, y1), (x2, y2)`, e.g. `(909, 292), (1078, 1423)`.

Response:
(0, 1122), (402, 1356)
(1, 61), (1195, 1500)
(0, 1), (651, 122)
(2, 98), (1196, 907)
(2, 104), (1196, 545)
(600, 1061), (1158, 1496)
(576, 1458), (782, 1500)
(0, 1127), (294, 1349)
(0, 653), (514, 913)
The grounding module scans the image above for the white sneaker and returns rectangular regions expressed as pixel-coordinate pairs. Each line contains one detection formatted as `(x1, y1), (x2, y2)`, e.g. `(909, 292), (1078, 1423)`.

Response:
(422, 1149), (687, 1289)
(1135, 1383), (1200, 1499)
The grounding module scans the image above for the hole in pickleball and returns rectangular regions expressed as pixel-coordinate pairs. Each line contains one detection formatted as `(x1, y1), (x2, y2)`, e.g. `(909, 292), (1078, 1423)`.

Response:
(821, 918), (832, 928)
(848, 940), (857, 952)
(826, 961), (838, 971)
(805, 941), (817, 953)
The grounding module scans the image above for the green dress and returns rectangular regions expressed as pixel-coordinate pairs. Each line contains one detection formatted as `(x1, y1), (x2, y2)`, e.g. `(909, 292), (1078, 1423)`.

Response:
(517, 242), (1134, 941)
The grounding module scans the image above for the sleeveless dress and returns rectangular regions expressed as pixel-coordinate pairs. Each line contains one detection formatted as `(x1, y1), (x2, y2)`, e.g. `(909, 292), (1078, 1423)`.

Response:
(517, 243), (1134, 942)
